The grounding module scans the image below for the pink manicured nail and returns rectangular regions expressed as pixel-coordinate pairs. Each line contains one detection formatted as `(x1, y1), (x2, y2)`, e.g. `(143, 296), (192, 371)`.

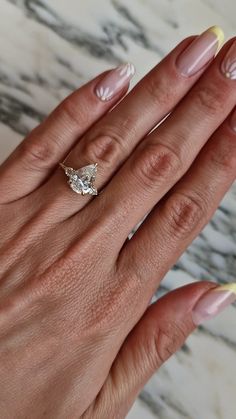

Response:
(192, 283), (236, 325)
(95, 63), (135, 101)
(176, 26), (224, 77)
(230, 108), (236, 131)
(221, 40), (236, 80)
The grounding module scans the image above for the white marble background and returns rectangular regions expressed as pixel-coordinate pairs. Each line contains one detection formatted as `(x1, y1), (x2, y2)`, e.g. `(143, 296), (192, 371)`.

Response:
(0, 1), (236, 418)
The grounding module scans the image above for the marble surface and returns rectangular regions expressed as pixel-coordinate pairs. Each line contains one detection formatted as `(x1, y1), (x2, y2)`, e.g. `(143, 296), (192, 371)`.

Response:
(0, 1), (236, 418)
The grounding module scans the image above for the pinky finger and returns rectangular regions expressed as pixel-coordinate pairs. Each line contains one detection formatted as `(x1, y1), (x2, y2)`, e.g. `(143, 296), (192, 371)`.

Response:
(0, 63), (134, 203)
(83, 281), (236, 419)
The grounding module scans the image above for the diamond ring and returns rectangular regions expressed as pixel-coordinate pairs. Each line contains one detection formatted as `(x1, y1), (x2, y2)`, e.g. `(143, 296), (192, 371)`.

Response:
(59, 162), (98, 196)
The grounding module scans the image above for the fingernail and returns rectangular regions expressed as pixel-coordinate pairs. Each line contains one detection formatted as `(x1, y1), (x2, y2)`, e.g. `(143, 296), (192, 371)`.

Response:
(176, 26), (224, 77)
(230, 108), (236, 131)
(221, 40), (236, 80)
(192, 283), (236, 325)
(95, 63), (135, 102)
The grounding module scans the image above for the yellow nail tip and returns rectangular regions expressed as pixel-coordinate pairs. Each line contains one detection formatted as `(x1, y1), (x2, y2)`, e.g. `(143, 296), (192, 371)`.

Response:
(214, 283), (236, 295)
(208, 25), (225, 51)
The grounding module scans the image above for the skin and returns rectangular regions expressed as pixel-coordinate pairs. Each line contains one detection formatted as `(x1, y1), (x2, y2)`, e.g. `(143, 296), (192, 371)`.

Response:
(0, 36), (236, 418)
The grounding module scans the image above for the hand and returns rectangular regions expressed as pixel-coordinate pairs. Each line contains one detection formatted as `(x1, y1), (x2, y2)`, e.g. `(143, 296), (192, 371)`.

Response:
(1, 26), (236, 419)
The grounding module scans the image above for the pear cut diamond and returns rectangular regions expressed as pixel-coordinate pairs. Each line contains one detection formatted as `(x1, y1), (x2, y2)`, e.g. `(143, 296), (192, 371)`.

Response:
(60, 163), (98, 195)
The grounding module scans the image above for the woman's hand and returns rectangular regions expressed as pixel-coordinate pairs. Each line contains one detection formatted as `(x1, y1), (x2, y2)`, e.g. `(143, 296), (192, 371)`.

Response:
(1, 27), (236, 419)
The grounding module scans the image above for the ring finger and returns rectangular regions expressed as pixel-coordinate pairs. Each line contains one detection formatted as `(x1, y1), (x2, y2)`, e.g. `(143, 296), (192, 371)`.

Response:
(0, 69), (131, 203)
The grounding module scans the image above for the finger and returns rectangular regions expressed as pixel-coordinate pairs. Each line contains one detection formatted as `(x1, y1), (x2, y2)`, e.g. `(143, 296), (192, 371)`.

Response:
(84, 282), (236, 419)
(97, 37), (236, 248)
(118, 108), (236, 285)
(0, 66), (132, 203)
(43, 27), (223, 216)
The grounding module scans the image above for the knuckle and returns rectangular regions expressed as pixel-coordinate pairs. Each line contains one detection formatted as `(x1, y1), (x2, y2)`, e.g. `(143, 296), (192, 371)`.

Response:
(152, 321), (187, 366)
(208, 137), (236, 172)
(144, 76), (172, 108)
(81, 128), (125, 166)
(19, 136), (58, 171)
(59, 95), (86, 127)
(163, 191), (207, 239)
(132, 143), (181, 189)
(194, 84), (226, 116)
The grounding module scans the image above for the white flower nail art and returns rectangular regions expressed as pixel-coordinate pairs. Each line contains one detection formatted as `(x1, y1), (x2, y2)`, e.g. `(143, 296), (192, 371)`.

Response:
(95, 62), (135, 102)
(222, 57), (236, 80)
(119, 63), (136, 78)
(95, 86), (114, 101)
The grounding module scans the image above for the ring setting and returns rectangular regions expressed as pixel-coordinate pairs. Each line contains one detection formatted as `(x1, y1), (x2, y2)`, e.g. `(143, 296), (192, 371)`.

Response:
(59, 162), (98, 196)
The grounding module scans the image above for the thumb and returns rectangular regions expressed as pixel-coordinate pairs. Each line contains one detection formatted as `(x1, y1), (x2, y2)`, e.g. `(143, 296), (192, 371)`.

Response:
(85, 281), (236, 419)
